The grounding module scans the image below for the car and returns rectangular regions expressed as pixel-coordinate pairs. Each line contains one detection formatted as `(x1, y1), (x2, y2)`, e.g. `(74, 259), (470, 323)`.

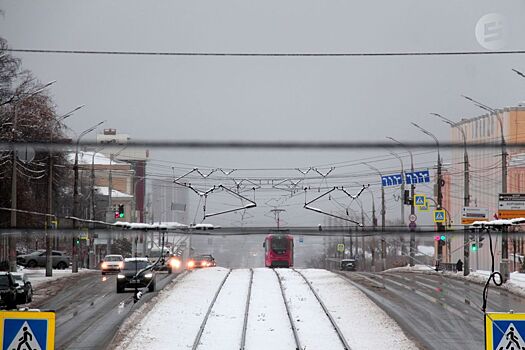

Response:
(187, 254), (216, 270)
(116, 258), (155, 293)
(0, 272), (20, 309)
(340, 258), (357, 271)
(16, 250), (70, 269)
(101, 254), (124, 275)
(11, 273), (32, 304)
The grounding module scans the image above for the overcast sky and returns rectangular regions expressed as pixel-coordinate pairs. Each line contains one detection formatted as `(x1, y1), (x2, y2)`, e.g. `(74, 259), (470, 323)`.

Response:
(1, 1), (524, 226)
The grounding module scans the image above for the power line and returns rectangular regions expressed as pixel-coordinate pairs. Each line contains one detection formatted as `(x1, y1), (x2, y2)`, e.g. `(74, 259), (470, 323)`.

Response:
(8, 48), (525, 57)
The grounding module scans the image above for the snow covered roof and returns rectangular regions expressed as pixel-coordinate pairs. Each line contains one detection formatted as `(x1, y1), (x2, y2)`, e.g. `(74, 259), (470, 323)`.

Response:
(67, 151), (130, 166)
(113, 221), (188, 230)
(94, 186), (133, 198)
(470, 218), (525, 228)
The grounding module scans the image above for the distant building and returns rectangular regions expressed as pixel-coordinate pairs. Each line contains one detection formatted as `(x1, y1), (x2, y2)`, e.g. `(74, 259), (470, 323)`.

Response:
(150, 179), (189, 224)
(96, 129), (149, 222)
(447, 106), (525, 270)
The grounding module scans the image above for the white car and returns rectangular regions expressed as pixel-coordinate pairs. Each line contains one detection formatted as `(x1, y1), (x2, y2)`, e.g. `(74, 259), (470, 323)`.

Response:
(101, 254), (124, 275)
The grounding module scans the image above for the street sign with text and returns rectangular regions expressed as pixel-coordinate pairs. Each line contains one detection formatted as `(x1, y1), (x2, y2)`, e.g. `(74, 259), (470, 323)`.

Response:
(405, 170), (431, 185)
(498, 193), (525, 219)
(461, 207), (489, 225)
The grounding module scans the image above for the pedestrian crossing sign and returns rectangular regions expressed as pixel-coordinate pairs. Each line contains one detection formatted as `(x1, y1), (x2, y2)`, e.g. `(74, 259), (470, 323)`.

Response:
(485, 312), (525, 350)
(418, 200), (430, 212)
(0, 311), (55, 350)
(414, 194), (426, 207)
(433, 210), (446, 223)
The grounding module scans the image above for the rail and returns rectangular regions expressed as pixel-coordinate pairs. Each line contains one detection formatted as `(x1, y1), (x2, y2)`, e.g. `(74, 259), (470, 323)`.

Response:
(191, 269), (232, 350)
(239, 268), (254, 350)
(273, 269), (302, 350)
(294, 269), (352, 350)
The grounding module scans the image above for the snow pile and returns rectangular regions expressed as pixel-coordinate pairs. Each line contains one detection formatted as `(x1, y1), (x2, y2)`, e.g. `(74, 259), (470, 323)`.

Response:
(20, 268), (94, 288)
(94, 186), (133, 198)
(385, 264), (436, 273)
(115, 267), (229, 350)
(300, 269), (418, 349)
(445, 270), (525, 298)
(113, 221), (188, 230)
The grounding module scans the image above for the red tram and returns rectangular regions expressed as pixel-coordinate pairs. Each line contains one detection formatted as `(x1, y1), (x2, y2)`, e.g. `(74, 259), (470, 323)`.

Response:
(263, 234), (294, 268)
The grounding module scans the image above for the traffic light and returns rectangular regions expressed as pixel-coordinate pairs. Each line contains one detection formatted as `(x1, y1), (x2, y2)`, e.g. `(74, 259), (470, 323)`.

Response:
(435, 235), (446, 246)
(479, 235), (485, 249)
(403, 190), (411, 205)
(471, 243), (478, 251)
(118, 204), (125, 218)
(76, 237), (80, 245)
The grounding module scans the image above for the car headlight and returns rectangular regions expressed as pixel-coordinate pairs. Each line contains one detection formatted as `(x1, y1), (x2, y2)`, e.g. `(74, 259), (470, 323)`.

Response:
(101, 262), (108, 269)
(144, 273), (153, 278)
(117, 274), (125, 279)
(187, 260), (195, 268)
(170, 259), (181, 268)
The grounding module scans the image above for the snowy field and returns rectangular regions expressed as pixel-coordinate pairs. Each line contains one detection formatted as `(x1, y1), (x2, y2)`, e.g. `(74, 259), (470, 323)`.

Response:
(114, 267), (417, 350)
(18, 267), (95, 288)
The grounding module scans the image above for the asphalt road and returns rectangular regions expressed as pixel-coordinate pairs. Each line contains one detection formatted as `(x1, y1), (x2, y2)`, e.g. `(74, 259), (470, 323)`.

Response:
(31, 270), (177, 350)
(341, 271), (525, 350)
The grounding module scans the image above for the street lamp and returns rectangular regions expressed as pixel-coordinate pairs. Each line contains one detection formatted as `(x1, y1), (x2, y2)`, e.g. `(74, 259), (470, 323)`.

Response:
(388, 151), (405, 226)
(362, 162), (386, 271)
(512, 68), (525, 79)
(386, 136), (416, 267)
(9, 80), (56, 272)
(431, 112), (470, 276)
(46, 104), (85, 277)
(462, 94), (508, 280)
(72, 120), (105, 272)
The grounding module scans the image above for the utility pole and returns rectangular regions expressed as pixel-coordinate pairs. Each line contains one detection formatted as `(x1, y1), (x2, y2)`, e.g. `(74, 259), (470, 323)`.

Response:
(387, 137), (415, 266)
(462, 96), (508, 280)
(9, 103), (18, 272)
(432, 113), (470, 275)
(411, 123), (445, 266)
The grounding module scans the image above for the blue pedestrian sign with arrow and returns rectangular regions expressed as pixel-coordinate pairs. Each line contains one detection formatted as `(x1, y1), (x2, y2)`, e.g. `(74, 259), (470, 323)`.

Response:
(0, 311), (55, 350)
(381, 174), (403, 187)
(405, 170), (431, 185)
(486, 313), (525, 350)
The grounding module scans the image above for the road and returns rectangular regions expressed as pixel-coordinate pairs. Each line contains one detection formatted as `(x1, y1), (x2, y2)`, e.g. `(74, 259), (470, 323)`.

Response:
(341, 271), (525, 350)
(31, 270), (176, 350)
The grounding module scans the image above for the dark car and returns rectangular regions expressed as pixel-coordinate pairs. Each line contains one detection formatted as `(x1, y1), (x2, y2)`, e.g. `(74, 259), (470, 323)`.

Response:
(187, 254), (216, 269)
(0, 272), (19, 309)
(17, 250), (70, 269)
(11, 273), (32, 304)
(117, 258), (155, 293)
(340, 259), (357, 271)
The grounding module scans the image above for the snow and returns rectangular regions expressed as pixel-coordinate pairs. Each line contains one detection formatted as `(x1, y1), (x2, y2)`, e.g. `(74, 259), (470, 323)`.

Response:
(244, 268), (296, 350)
(416, 245), (434, 256)
(18, 268), (94, 288)
(94, 186), (132, 198)
(115, 268), (418, 350)
(113, 221), (188, 229)
(275, 268), (344, 349)
(68, 151), (115, 165)
(300, 269), (418, 349)
(115, 267), (229, 350)
(198, 269), (251, 349)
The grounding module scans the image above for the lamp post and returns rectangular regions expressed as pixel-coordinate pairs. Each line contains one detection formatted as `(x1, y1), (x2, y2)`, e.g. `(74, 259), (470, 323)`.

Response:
(411, 123), (445, 265)
(72, 121), (105, 272)
(462, 94), (508, 280)
(9, 80), (56, 272)
(46, 104), (84, 277)
(363, 162), (386, 270)
(431, 112), (470, 275)
(387, 136), (416, 266)
(389, 151), (405, 226)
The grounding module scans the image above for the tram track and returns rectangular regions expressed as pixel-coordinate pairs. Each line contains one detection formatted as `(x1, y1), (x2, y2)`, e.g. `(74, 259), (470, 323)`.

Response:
(273, 268), (303, 350)
(191, 269), (232, 350)
(293, 269), (352, 350)
(240, 268), (254, 350)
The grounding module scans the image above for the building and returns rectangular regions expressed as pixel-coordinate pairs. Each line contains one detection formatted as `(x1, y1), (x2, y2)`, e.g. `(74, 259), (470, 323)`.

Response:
(96, 129), (149, 222)
(448, 106), (525, 271)
(150, 179), (190, 224)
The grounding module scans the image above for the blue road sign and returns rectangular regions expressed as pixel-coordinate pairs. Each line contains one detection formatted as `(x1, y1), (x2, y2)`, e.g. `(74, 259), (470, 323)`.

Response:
(414, 194), (426, 206)
(486, 313), (525, 350)
(381, 174), (403, 187)
(0, 311), (55, 350)
(405, 170), (431, 185)
(433, 210), (446, 223)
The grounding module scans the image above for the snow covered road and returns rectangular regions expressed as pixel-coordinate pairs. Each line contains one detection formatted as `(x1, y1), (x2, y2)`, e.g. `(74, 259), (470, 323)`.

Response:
(114, 267), (418, 349)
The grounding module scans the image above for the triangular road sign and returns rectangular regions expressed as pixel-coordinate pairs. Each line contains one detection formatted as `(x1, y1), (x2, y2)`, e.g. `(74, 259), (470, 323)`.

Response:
(495, 322), (525, 350)
(6, 321), (43, 350)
